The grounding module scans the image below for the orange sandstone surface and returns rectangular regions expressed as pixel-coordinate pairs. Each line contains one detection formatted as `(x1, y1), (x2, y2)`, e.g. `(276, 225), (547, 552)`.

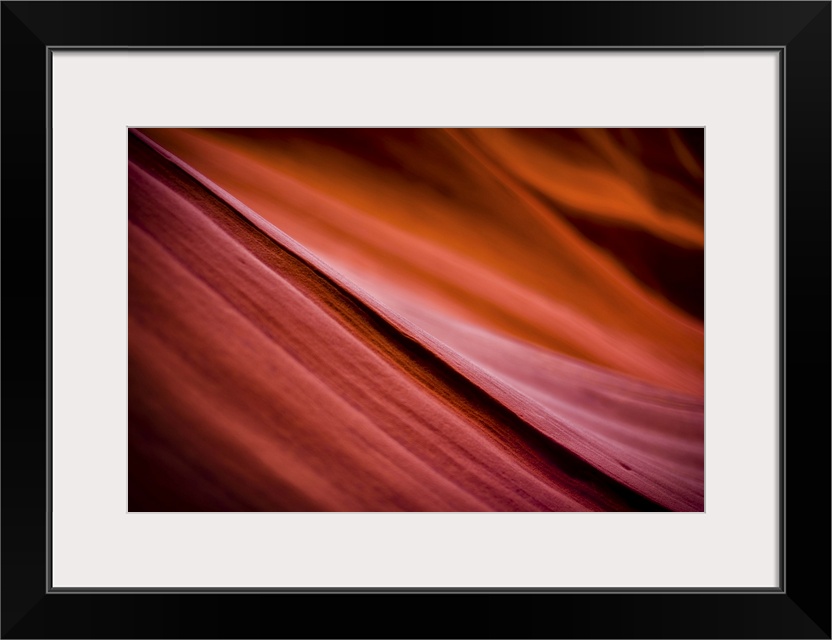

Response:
(128, 128), (704, 511)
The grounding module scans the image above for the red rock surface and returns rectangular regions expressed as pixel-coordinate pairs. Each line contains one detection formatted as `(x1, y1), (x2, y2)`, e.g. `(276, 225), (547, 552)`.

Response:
(128, 128), (704, 511)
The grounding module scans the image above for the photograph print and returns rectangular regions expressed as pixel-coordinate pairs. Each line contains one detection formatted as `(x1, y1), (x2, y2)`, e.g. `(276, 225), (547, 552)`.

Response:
(128, 127), (704, 512)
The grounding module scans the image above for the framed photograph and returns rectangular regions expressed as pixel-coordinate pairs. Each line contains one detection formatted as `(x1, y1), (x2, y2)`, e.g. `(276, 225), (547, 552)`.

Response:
(2, 2), (829, 638)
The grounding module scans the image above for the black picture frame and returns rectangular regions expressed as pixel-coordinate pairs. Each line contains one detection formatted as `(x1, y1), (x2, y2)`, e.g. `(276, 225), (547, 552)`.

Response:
(2, 2), (829, 638)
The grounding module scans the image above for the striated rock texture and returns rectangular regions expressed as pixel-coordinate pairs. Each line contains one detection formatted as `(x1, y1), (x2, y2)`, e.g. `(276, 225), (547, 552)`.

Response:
(128, 128), (704, 512)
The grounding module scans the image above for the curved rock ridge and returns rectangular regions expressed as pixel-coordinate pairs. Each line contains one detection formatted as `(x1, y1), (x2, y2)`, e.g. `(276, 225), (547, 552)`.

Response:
(128, 128), (704, 512)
